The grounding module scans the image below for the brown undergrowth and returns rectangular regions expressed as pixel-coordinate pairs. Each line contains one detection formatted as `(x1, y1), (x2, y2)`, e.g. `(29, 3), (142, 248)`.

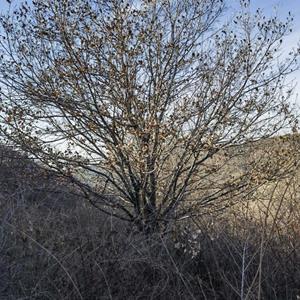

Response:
(0, 143), (299, 299)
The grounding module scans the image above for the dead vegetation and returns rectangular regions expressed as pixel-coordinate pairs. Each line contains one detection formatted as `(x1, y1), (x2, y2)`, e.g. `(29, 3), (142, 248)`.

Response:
(0, 139), (299, 299)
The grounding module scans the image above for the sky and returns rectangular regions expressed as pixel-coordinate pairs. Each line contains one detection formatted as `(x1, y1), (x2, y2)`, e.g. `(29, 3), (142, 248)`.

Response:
(0, 0), (300, 105)
(230, 0), (300, 107)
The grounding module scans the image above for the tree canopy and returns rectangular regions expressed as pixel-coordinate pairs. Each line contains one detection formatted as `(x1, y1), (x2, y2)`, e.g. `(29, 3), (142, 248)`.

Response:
(0, 0), (299, 233)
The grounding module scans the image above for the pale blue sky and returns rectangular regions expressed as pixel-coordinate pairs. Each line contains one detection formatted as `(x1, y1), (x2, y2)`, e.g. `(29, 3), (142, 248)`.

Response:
(0, 0), (299, 103)
(229, 1), (300, 105)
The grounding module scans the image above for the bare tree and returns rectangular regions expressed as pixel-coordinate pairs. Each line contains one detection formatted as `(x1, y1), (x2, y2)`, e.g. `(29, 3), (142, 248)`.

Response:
(0, 0), (298, 233)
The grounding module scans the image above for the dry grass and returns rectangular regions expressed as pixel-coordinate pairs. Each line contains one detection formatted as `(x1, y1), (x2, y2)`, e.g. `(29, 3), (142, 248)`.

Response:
(0, 139), (300, 299)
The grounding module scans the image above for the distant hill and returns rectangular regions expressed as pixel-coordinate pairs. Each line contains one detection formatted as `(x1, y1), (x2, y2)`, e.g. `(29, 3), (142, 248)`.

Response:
(1, 133), (299, 212)
(0, 145), (79, 210)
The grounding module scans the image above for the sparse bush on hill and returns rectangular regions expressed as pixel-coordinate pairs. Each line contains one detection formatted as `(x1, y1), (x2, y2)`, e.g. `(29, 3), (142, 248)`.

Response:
(0, 0), (299, 233)
(0, 0), (299, 298)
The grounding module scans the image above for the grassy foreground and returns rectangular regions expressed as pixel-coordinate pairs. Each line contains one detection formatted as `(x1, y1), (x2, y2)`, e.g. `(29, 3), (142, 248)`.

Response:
(0, 140), (299, 299)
